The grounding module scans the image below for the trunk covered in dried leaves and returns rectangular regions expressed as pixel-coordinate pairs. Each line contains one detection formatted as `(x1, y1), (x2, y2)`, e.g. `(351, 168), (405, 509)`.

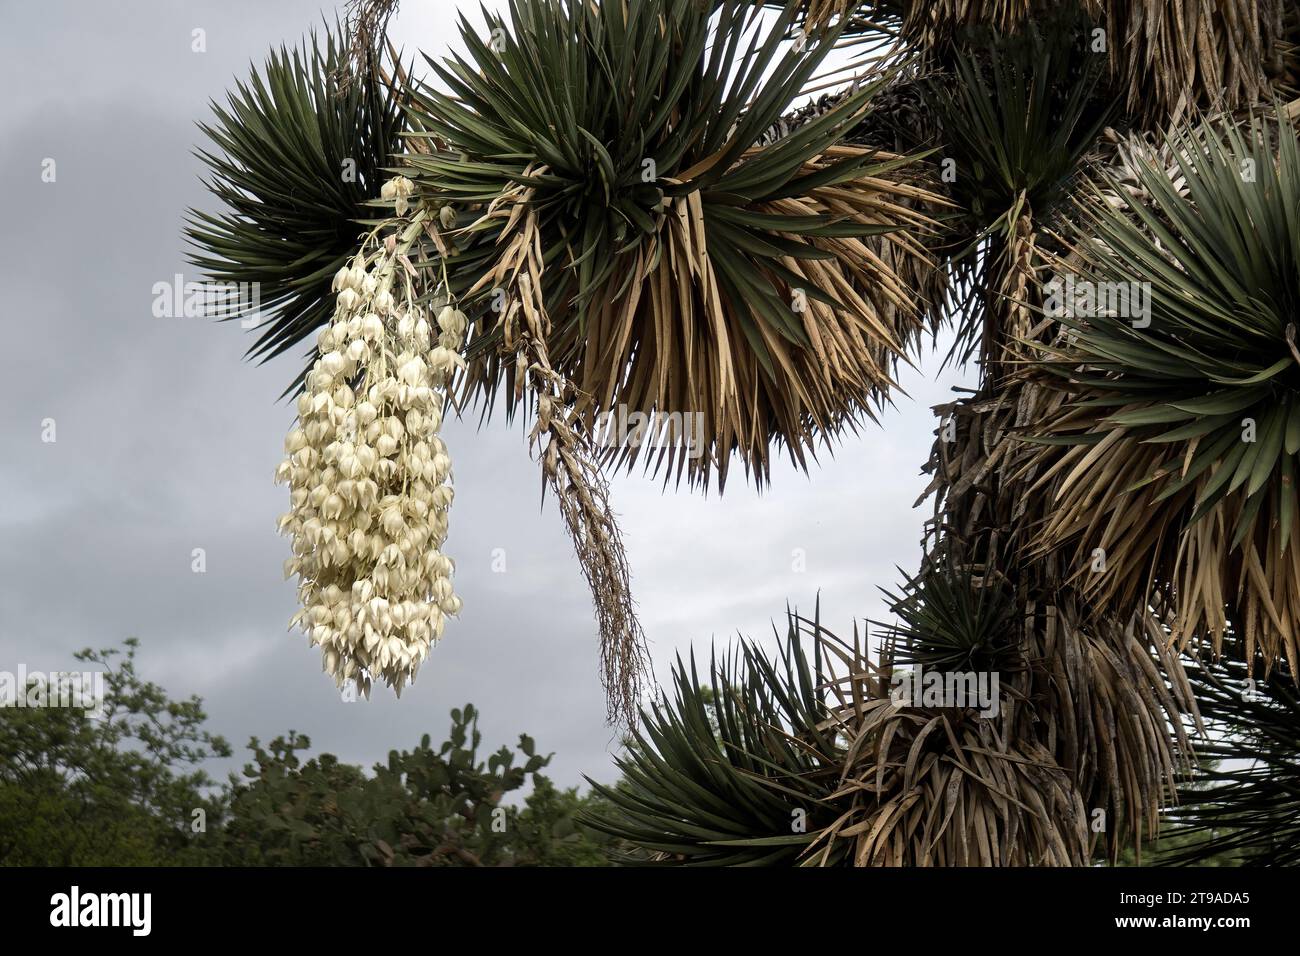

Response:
(917, 373), (1200, 863)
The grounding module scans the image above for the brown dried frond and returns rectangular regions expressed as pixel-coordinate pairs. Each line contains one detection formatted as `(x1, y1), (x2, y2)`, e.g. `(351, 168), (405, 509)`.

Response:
(788, 589), (1194, 864)
(473, 179), (651, 727)
(785, 0), (866, 34)
(898, 0), (1289, 129)
(1018, 393), (1300, 678)
(335, 0), (401, 92)
(458, 147), (948, 491)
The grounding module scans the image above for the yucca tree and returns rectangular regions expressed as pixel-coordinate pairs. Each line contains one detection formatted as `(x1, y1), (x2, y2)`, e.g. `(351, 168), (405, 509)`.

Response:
(189, 0), (1300, 863)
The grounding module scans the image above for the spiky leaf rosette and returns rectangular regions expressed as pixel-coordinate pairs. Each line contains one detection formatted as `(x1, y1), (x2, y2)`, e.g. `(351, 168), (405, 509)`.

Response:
(1022, 111), (1300, 675)
(584, 610), (846, 866)
(401, 0), (941, 489)
(585, 575), (1192, 865)
(922, 14), (1114, 370)
(187, 27), (406, 385)
(584, 609), (1059, 867)
(876, 562), (1021, 673)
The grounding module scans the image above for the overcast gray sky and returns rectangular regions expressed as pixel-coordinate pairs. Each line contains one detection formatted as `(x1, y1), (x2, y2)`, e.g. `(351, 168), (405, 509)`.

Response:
(0, 0), (975, 791)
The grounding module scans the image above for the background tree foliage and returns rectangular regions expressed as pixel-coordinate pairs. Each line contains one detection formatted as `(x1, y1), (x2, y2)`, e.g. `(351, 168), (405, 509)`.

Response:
(0, 642), (613, 867)
(221, 705), (614, 866)
(0, 640), (228, 866)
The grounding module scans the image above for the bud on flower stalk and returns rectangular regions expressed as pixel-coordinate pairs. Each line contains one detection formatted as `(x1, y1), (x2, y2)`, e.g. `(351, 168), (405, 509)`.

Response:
(276, 198), (466, 696)
(381, 175), (415, 217)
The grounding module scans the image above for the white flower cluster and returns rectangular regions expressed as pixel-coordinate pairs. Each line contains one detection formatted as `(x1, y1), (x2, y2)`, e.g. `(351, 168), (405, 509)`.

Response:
(276, 242), (469, 696)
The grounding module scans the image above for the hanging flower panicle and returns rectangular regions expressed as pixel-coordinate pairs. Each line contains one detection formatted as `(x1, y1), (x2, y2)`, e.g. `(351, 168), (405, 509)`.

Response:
(276, 181), (466, 696)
